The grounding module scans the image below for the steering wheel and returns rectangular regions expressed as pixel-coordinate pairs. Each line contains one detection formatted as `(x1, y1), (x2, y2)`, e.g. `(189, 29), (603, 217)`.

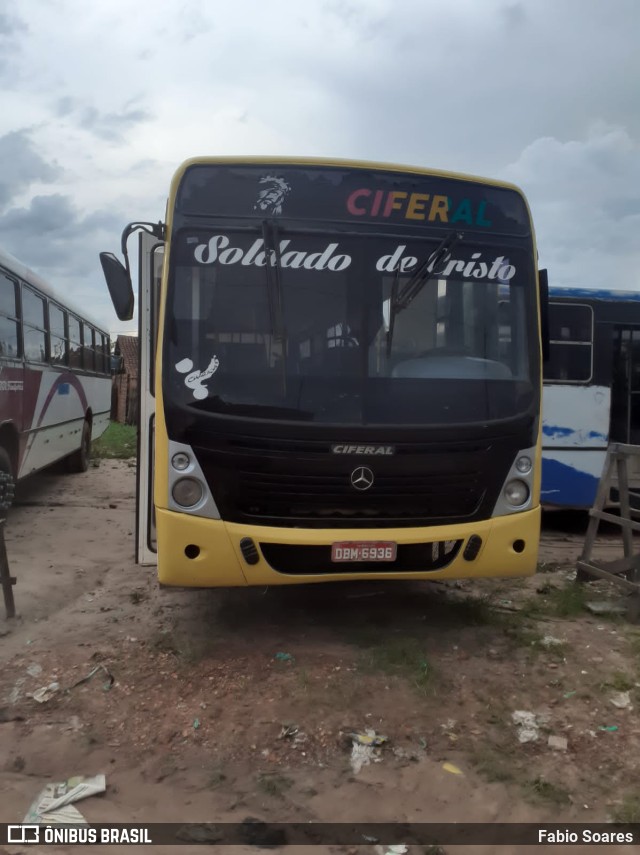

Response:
(327, 335), (358, 348)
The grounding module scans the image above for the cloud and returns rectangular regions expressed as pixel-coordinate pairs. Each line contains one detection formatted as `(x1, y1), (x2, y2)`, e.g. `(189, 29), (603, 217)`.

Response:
(78, 105), (152, 143)
(0, 0), (638, 336)
(501, 2), (527, 29)
(505, 125), (640, 289)
(0, 130), (60, 207)
(51, 97), (152, 143)
(0, 193), (126, 330)
(0, 3), (26, 77)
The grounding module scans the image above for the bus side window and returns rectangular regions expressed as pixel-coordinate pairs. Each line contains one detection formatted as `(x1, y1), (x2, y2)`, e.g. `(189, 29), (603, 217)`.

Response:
(102, 335), (110, 373)
(543, 303), (593, 383)
(82, 325), (96, 372)
(68, 315), (83, 369)
(0, 271), (20, 359)
(49, 303), (68, 366)
(22, 286), (47, 363)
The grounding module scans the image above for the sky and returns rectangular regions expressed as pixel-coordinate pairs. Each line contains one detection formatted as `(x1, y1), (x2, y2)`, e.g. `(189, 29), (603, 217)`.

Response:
(0, 0), (638, 338)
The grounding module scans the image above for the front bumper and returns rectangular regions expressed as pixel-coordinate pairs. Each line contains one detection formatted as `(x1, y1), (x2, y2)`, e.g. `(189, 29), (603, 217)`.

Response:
(156, 506), (541, 587)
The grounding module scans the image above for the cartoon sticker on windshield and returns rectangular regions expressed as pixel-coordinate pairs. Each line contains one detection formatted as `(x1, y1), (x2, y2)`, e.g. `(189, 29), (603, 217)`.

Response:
(175, 356), (220, 400)
(254, 176), (291, 215)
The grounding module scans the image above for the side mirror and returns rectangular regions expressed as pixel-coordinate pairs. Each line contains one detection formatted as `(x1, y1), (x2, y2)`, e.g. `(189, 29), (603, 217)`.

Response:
(100, 252), (134, 321)
(538, 268), (550, 363)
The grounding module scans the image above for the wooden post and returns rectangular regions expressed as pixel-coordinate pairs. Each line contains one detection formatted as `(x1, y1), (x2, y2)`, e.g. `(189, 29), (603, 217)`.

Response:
(576, 443), (640, 619)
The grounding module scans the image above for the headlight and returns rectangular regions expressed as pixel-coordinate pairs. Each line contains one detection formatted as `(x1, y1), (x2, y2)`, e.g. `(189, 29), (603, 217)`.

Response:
(504, 479), (529, 507)
(172, 477), (203, 507)
(515, 455), (532, 474)
(172, 452), (190, 471)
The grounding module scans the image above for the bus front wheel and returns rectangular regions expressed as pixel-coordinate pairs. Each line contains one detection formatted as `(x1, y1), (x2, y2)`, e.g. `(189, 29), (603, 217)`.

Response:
(68, 420), (91, 473)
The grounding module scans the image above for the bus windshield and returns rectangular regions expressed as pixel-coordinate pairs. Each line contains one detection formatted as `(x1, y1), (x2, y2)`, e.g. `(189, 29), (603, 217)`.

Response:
(164, 226), (537, 425)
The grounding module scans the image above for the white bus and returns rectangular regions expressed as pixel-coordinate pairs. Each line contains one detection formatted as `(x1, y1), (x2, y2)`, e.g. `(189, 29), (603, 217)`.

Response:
(0, 246), (111, 479)
(542, 286), (640, 509)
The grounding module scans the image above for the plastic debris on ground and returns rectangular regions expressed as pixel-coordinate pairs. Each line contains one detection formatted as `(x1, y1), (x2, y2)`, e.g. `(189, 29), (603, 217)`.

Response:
(278, 723), (307, 749)
(274, 652), (294, 663)
(26, 664), (42, 678)
(511, 710), (550, 743)
(540, 635), (564, 648)
(585, 601), (627, 616)
(548, 735), (568, 751)
(563, 691), (577, 699)
(392, 742), (426, 762)
(374, 845), (409, 855)
(349, 729), (387, 774)
(610, 691), (632, 709)
(9, 677), (26, 705)
(70, 664), (114, 691)
(442, 762), (463, 775)
(278, 724), (299, 739)
(28, 682), (60, 704)
(598, 725), (618, 732)
(23, 774), (106, 824)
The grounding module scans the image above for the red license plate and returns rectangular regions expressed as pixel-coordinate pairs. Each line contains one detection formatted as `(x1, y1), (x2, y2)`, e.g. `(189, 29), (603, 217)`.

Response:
(331, 541), (397, 562)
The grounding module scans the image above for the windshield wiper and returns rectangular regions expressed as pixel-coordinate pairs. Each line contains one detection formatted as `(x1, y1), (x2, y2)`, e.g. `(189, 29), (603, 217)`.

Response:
(386, 229), (464, 356)
(261, 219), (287, 394)
(261, 219), (285, 342)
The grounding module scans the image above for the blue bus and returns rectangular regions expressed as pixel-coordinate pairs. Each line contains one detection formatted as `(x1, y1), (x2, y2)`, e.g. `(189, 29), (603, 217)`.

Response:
(542, 287), (640, 508)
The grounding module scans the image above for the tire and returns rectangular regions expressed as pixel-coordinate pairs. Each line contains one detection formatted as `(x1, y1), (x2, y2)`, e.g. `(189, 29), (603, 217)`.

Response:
(0, 447), (15, 516)
(0, 447), (12, 477)
(68, 420), (91, 473)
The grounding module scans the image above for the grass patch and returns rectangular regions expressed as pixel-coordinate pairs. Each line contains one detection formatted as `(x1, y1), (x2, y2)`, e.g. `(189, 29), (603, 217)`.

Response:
(611, 791), (640, 823)
(469, 745), (516, 784)
(549, 582), (589, 616)
(296, 668), (311, 691)
(599, 671), (635, 693)
(438, 594), (500, 626)
(351, 630), (437, 695)
(93, 422), (137, 459)
(256, 772), (292, 798)
(502, 619), (544, 649)
(519, 581), (588, 619)
(627, 632), (640, 658)
(523, 776), (571, 806)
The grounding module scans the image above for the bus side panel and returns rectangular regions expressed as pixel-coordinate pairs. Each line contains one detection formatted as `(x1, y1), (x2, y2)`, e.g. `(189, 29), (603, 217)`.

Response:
(18, 367), (111, 478)
(541, 450), (607, 508)
(541, 384), (609, 508)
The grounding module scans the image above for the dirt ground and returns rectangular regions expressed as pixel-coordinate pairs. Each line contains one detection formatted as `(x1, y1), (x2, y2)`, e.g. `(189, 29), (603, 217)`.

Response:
(1, 458), (640, 854)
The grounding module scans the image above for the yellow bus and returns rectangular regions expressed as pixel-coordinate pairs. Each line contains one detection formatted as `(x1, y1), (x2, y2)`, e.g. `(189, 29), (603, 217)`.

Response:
(100, 156), (549, 586)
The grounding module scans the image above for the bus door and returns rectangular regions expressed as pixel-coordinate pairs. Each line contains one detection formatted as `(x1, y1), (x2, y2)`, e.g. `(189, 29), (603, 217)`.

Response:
(609, 325), (640, 506)
(136, 230), (163, 565)
(610, 327), (640, 446)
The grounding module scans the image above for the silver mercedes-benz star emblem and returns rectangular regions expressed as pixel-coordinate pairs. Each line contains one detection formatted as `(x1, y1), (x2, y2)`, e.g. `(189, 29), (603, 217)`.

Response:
(350, 466), (374, 491)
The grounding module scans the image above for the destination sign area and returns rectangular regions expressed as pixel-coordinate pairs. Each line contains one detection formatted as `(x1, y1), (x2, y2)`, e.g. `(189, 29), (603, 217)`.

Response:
(175, 162), (531, 236)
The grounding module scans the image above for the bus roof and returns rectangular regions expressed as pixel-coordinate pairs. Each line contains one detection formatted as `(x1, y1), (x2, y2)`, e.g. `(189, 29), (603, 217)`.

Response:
(0, 245), (108, 334)
(171, 155), (529, 198)
(549, 286), (640, 303)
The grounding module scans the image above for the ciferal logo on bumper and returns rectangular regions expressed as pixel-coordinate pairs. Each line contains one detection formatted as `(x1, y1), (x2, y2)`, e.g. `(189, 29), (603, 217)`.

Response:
(332, 444), (395, 456)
